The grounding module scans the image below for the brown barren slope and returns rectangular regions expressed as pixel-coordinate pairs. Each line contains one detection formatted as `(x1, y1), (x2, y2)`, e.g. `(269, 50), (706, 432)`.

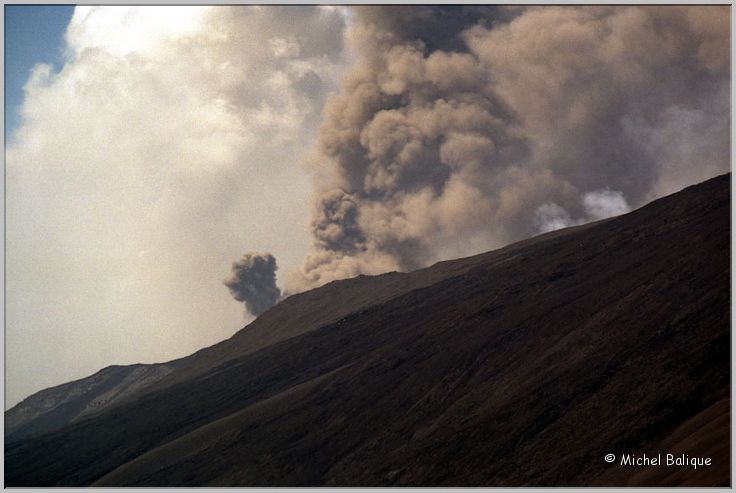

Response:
(5, 174), (730, 487)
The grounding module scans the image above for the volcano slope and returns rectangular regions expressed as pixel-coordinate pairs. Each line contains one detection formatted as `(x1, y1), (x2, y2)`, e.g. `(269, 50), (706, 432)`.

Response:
(5, 174), (730, 487)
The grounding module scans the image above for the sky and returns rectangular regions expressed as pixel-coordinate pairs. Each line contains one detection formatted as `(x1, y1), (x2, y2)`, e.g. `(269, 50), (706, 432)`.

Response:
(5, 5), (74, 139)
(5, 5), (730, 408)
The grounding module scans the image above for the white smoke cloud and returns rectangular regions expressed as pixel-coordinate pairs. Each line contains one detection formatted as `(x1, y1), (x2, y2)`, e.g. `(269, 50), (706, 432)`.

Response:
(6, 6), (349, 407)
(535, 188), (631, 233)
(535, 203), (575, 234)
(583, 189), (631, 220)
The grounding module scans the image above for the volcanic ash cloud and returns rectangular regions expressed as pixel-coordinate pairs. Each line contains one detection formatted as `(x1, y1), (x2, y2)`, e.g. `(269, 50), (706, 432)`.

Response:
(284, 5), (730, 293)
(224, 253), (281, 317)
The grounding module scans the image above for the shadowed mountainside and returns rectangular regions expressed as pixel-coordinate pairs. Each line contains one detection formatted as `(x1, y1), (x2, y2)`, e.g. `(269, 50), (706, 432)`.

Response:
(7, 187), (597, 443)
(5, 363), (181, 443)
(6, 224), (530, 442)
(5, 174), (730, 487)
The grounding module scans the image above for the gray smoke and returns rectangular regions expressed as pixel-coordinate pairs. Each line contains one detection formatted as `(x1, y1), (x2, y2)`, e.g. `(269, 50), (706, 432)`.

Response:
(285, 5), (730, 292)
(224, 253), (281, 316)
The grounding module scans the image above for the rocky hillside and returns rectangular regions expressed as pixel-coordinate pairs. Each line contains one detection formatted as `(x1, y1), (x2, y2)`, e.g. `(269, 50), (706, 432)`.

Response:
(5, 363), (179, 442)
(5, 174), (730, 487)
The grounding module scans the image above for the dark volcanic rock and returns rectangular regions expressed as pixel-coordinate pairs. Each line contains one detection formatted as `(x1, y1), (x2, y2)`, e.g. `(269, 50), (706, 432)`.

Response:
(5, 174), (730, 487)
(5, 363), (180, 442)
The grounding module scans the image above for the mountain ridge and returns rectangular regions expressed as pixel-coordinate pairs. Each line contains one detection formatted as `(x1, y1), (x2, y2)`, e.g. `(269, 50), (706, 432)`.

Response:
(5, 173), (730, 486)
(5, 193), (607, 442)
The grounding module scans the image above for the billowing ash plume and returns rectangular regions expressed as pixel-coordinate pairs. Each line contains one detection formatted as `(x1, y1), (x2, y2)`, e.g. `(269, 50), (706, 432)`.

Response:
(224, 253), (281, 317)
(285, 5), (730, 292)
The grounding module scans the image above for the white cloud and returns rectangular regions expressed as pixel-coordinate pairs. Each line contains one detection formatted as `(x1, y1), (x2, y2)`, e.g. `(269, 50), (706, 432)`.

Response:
(583, 189), (631, 220)
(6, 6), (349, 407)
(535, 188), (630, 233)
(65, 6), (210, 57)
(535, 203), (574, 233)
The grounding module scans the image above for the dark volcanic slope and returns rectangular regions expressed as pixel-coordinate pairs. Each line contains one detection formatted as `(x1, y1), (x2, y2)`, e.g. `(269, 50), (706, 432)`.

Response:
(5, 187), (593, 441)
(5, 363), (181, 442)
(5, 236), (506, 441)
(5, 174), (730, 487)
